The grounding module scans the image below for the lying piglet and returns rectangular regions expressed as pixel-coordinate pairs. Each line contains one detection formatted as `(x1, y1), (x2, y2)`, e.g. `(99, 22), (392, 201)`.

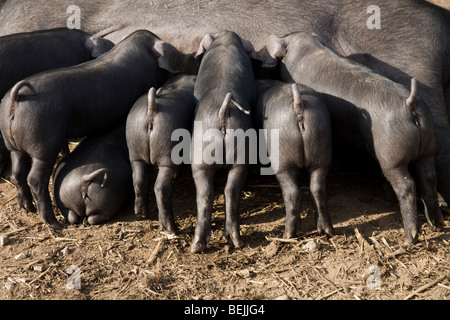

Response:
(255, 79), (333, 238)
(53, 124), (132, 225)
(126, 74), (196, 234)
(0, 30), (192, 229)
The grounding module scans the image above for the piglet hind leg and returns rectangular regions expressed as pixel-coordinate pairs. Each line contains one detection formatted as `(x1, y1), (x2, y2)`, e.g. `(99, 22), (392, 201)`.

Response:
(10, 150), (35, 212)
(131, 160), (151, 220)
(223, 165), (248, 248)
(154, 166), (178, 235)
(382, 165), (419, 245)
(27, 157), (63, 229)
(412, 156), (444, 231)
(275, 169), (302, 239)
(60, 208), (82, 224)
(87, 212), (111, 225)
(309, 166), (334, 237)
(433, 125), (450, 210)
(191, 167), (215, 253)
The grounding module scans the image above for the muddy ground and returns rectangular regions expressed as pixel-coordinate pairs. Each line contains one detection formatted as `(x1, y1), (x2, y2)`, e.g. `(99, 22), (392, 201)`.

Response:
(0, 0), (449, 302)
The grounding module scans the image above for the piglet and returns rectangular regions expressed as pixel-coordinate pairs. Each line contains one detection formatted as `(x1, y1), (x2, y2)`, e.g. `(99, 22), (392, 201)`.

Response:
(53, 124), (132, 225)
(126, 74), (197, 234)
(190, 31), (260, 253)
(255, 79), (333, 238)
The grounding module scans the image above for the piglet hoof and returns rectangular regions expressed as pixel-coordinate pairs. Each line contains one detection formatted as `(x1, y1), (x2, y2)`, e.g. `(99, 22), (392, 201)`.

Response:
(424, 208), (444, 232)
(48, 220), (64, 230)
(427, 223), (438, 232)
(18, 199), (36, 213)
(225, 232), (244, 249)
(24, 202), (36, 213)
(40, 211), (64, 230)
(426, 219), (443, 233)
(440, 206), (450, 215)
(191, 225), (211, 253)
(283, 229), (301, 239)
(191, 238), (208, 253)
(404, 228), (419, 246)
(432, 214), (444, 232)
(317, 225), (334, 237)
(161, 224), (178, 236)
(134, 212), (148, 220)
(284, 219), (301, 239)
(159, 216), (178, 235)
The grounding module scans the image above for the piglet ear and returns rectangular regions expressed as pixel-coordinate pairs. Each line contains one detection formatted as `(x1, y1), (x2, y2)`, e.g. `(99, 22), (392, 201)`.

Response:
(240, 38), (260, 60)
(151, 39), (182, 73)
(240, 38), (263, 73)
(80, 168), (109, 199)
(85, 36), (115, 58)
(263, 34), (286, 68)
(311, 32), (325, 44)
(195, 33), (216, 59)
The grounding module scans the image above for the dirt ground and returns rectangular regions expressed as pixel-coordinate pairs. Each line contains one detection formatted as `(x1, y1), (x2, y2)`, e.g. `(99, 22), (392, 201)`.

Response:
(1, 0), (450, 302)
(1, 160), (449, 301)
